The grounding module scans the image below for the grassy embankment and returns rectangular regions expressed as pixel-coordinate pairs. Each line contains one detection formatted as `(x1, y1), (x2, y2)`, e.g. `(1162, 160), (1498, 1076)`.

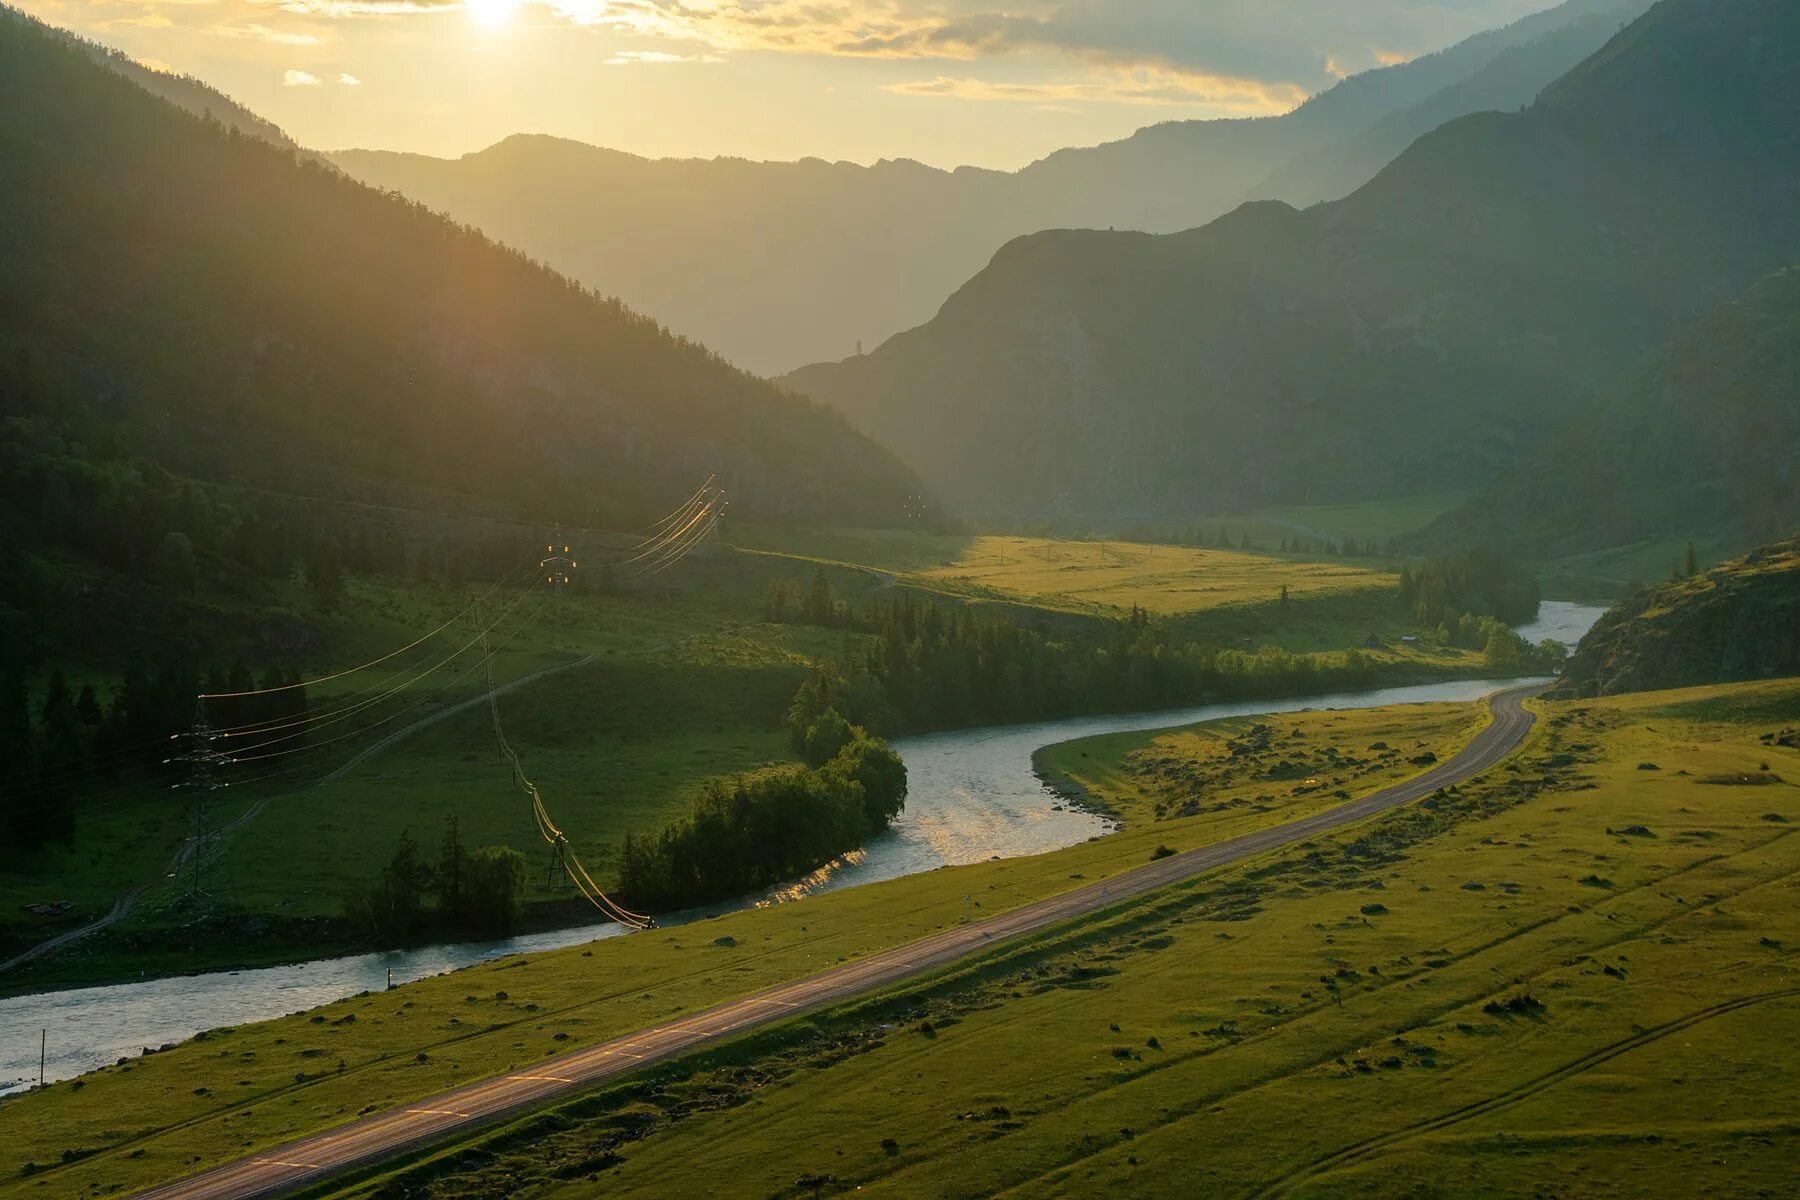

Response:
(187, 678), (1798, 1200)
(0, 696), (1507, 1196)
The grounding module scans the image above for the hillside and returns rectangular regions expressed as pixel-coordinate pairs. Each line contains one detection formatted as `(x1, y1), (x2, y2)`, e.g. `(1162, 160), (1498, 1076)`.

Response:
(329, 0), (1648, 374)
(1552, 538), (1800, 698)
(1427, 267), (1800, 559)
(0, 10), (921, 542)
(784, 0), (1800, 520)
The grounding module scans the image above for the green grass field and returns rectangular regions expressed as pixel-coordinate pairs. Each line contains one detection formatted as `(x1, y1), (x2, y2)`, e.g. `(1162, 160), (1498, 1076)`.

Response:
(0, 546), (885, 988)
(0, 696), (1496, 1197)
(909, 535), (1396, 617)
(8, 679), (1796, 1199)
(303, 679), (1793, 1200)
(1035, 703), (1489, 830)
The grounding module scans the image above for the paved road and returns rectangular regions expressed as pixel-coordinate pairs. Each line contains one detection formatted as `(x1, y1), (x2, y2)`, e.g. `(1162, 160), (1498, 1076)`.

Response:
(137, 684), (1545, 1200)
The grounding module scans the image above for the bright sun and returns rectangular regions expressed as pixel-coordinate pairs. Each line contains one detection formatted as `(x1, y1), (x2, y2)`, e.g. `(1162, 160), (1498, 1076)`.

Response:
(466, 0), (519, 28)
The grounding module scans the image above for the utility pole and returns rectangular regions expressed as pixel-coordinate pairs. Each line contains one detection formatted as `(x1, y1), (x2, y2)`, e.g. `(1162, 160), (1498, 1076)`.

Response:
(39, 1029), (45, 1087)
(172, 699), (233, 910)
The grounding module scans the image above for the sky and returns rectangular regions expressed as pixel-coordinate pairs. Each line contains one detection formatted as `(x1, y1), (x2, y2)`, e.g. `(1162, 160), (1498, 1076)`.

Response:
(20, 1), (1562, 168)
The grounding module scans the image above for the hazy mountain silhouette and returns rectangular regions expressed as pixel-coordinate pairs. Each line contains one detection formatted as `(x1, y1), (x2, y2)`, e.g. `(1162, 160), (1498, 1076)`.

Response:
(0, 9), (922, 528)
(328, 0), (1649, 375)
(785, 0), (1799, 521)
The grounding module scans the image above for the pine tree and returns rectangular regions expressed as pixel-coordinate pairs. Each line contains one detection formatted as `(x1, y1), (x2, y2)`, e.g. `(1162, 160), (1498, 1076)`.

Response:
(438, 814), (468, 927)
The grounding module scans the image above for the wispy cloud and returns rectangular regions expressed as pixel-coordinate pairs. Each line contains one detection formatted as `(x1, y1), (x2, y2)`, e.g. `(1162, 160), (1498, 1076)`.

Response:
(215, 22), (324, 44)
(338, 71), (362, 83)
(281, 67), (322, 84)
(274, 0), (452, 15)
(48, 0), (1556, 121)
(605, 49), (726, 65)
(888, 68), (1305, 113)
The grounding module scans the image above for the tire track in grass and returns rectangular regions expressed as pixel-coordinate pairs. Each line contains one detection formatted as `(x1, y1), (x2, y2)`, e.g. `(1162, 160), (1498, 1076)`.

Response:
(1253, 984), (1800, 1199)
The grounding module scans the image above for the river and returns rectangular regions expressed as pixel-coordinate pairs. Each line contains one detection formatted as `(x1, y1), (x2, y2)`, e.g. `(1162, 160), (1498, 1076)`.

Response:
(0, 602), (1604, 1092)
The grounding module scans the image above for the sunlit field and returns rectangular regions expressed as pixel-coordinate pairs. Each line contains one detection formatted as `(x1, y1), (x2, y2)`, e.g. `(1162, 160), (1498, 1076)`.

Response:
(910, 535), (1397, 617)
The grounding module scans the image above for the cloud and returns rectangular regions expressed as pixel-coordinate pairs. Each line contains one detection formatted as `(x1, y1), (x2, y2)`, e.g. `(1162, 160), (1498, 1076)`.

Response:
(135, 55), (178, 73)
(214, 22), (324, 44)
(887, 68), (1305, 113)
(66, 0), (1559, 117)
(605, 49), (726, 65)
(274, 0), (453, 15)
(338, 71), (362, 83)
(529, 1), (1554, 104)
(282, 67), (322, 84)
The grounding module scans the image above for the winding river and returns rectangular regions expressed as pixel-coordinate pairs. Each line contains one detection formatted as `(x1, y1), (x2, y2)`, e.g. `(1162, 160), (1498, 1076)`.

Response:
(0, 602), (1603, 1092)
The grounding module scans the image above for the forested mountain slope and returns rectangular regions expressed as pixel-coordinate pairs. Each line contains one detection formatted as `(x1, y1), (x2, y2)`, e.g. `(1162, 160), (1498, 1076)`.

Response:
(1427, 267), (1800, 559)
(330, 0), (1648, 374)
(785, 0), (1800, 519)
(0, 10), (921, 537)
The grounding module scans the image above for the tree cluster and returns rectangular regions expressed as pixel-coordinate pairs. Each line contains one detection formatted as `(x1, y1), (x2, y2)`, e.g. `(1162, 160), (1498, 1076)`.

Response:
(616, 675), (907, 912)
(350, 816), (528, 943)
(1399, 552), (1540, 629)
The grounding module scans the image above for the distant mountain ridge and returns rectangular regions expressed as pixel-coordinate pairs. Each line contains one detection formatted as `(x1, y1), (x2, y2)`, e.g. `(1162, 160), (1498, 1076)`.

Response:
(0, 9), (922, 529)
(328, 0), (1651, 374)
(784, 0), (1800, 521)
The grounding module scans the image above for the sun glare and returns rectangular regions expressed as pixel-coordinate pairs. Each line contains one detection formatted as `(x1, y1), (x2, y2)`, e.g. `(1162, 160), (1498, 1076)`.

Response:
(466, 0), (519, 29)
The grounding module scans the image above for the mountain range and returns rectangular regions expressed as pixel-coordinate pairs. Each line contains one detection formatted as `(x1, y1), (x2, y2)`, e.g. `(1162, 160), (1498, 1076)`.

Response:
(328, 0), (1652, 375)
(0, 9), (920, 531)
(785, 0), (1800, 523)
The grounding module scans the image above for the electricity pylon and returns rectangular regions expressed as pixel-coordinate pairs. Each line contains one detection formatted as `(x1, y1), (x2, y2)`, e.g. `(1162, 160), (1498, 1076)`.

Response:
(541, 531), (577, 646)
(903, 494), (927, 558)
(172, 700), (234, 910)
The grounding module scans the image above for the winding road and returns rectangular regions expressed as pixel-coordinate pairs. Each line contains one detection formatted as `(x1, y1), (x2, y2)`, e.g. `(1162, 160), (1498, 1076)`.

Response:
(136, 683), (1547, 1200)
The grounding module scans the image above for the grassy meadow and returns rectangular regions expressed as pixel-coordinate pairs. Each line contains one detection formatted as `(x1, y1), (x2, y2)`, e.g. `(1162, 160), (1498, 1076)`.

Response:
(1035, 702), (1490, 831)
(284, 678), (1793, 1200)
(0, 696), (1498, 1197)
(0, 545), (884, 989)
(908, 536), (1394, 617)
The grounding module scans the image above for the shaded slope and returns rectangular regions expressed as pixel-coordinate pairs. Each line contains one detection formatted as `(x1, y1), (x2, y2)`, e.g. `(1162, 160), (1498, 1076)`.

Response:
(1427, 267), (1800, 559)
(0, 11), (921, 528)
(784, 0), (1800, 519)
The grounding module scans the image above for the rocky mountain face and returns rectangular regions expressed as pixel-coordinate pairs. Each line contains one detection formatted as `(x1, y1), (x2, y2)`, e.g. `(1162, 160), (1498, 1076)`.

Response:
(1553, 539), (1800, 698)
